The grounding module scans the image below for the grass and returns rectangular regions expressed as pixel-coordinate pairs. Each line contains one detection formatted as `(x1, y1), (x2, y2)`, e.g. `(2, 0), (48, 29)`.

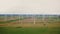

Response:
(48, 27), (60, 34)
(0, 18), (25, 24)
(0, 27), (60, 34)
(0, 20), (16, 24)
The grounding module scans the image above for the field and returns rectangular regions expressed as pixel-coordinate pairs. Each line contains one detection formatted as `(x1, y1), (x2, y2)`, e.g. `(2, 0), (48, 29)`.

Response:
(0, 14), (60, 34)
(0, 26), (60, 34)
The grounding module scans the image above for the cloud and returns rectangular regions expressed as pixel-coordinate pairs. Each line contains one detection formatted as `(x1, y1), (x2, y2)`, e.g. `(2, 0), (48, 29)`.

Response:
(0, 0), (60, 14)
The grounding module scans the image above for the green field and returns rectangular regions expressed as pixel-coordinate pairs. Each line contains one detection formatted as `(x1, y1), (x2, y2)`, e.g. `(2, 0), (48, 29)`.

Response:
(0, 15), (60, 34)
(0, 27), (60, 34)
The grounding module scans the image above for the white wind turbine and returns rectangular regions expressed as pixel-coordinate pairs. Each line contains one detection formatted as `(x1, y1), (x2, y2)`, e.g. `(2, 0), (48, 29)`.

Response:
(33, 15), (36, 24)
(4, 14), (7, 21)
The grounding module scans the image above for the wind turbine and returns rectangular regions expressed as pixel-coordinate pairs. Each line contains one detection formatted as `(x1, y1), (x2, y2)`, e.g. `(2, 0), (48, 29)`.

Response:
(33, 15), (36, 24)
(4, 14), (7, 21)
(42, 15), (48, 27)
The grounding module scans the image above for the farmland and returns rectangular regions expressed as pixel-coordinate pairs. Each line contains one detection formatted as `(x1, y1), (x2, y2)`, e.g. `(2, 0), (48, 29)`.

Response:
(0, 14), (60, 34)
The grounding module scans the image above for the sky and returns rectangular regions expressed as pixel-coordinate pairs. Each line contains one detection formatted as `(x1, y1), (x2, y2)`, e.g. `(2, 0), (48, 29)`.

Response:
(0, 0), (60, 14)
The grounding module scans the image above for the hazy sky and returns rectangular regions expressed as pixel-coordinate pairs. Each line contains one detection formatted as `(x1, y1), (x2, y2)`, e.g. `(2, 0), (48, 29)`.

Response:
(0, 0), (60, 14)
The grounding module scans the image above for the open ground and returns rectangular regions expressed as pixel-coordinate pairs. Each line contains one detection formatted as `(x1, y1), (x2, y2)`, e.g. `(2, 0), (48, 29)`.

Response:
(0, 15), (60, 34)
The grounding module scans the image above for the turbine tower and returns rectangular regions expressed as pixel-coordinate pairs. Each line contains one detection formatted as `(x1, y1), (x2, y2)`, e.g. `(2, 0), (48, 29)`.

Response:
(33, 15), (35, 24)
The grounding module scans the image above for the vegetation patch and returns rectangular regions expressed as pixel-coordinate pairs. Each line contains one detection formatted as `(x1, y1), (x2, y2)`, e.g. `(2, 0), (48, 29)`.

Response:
(0, 27), (60, 34)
